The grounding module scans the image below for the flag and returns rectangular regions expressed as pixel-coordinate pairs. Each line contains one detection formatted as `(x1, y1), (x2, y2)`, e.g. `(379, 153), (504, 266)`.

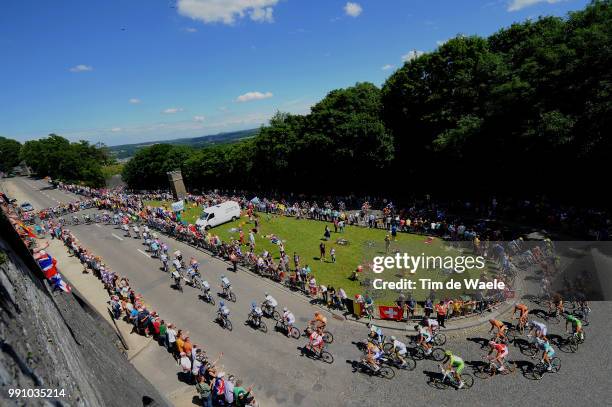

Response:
(379, 305), (403, 321)
(50, 274), (72, 293)
(17, 222), (37, 238)
(37, 253), (58, 279)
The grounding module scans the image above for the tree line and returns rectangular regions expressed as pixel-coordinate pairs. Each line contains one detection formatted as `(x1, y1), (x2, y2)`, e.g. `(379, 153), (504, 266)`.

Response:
(0, 134), (111, 187)
(124, 1), (611, 202)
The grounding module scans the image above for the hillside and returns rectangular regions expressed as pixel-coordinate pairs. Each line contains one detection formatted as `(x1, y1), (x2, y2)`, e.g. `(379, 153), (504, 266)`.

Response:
(108, 128), (258, 159)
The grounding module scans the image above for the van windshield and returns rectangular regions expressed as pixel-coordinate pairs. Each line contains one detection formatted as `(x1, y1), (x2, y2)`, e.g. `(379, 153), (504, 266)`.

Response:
(200, 211), (211, 220)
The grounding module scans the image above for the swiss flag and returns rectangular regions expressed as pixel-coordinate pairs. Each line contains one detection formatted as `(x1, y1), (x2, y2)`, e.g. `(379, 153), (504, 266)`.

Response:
(379, 305), (403, 321)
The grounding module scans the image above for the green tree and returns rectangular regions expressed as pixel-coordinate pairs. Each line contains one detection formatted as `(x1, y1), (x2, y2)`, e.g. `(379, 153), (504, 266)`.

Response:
(0, 137), (22, 172)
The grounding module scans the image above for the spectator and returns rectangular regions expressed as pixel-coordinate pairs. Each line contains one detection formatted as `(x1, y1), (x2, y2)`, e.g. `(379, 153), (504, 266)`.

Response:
(435, 301), (447, 328)
(195, 375), (213, 407)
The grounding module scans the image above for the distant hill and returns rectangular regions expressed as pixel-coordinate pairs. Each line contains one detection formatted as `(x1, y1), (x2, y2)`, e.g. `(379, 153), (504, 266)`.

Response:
(108, 128), (258, 159)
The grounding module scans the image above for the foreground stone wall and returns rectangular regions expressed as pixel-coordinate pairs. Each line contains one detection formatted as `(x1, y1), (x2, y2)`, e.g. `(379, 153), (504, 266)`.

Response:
(0, 232), (168, 407)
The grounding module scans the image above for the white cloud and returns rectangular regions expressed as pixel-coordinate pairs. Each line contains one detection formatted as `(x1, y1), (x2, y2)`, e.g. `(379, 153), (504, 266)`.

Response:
(69, 64), (93, 72)
(177, 0), (279, 25)
(129, 98), (141, 104)
(185, 27), (198, 32)
(344, 2), (362, 17)
(402, 50), (424, 62)
(507, 0), (565, 11)
(250, 6), (274, 22)
(381, 64), (395, 71)
(162, 107), (184, 114)
(110, 127), (122, 132)
(236, 91), (273, 102)
(193, 115), (205, 122)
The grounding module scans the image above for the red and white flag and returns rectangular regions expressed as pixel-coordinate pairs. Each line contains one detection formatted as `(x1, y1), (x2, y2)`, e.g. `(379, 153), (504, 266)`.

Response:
(378, 305), (403, 321)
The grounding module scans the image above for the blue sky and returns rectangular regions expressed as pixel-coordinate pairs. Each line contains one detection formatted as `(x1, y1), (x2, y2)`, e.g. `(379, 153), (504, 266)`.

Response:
(0, 0), (589, 146)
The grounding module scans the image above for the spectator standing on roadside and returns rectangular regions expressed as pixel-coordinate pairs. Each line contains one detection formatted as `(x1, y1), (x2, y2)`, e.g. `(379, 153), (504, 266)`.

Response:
(435, 301), (447, 328)
(424, 298), (433, 318)
(224, 374), (236, 405)
(385, 234), (391, 253)
(167, 324), (178, 359)
(319, 242), (326, 261)
(196, 375), (213, 407)
(396, 294), (406, 320)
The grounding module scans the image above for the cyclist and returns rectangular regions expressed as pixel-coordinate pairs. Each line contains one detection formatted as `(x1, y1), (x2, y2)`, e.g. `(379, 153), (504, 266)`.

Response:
(174, 249), (183, 263)
(282, 307), (296, 337)
(220, 275), (232, 297)
(363, 341), (383, 372)
(368, 325), (384, 347)
(535, 337), (555, 371)
(122, 223), (131, 237)
(550, 293), (564, 316)
(443, 350), (466, 388)
(172, 258), (182, 272)
(217, 300), (230, 322)
(160, 252), (169, 272)
(488, 319), (508, 342)
(424, 317), (440, 337)
(527, 320), (547, 339)
(132, 224), (140, 238)
(189, 257), (199, 271)
(308, 311), (327, 333)
(487, 341), (509, 371)
(307, 327), (324, 355)
(150, 240), (160, 257)
(249, 301), (263, 327)
(513, 303), (529, 328)
(414, 324), (432, 355)
(565, 314), (583, 341)
(389, 335), (409, 367)
(262, 292), (278, 314)
(162, 243), (169, 255)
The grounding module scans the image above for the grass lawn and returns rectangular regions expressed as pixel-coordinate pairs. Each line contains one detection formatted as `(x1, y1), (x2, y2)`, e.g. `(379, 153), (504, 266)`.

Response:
(145, 200), (495, 304)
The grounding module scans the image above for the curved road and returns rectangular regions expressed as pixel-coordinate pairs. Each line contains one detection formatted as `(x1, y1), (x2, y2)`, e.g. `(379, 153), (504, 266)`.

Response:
(5, 176), (611, 407)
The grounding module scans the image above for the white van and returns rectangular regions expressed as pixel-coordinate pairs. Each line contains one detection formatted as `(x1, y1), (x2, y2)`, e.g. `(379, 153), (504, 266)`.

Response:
(196, 201), (241, 230)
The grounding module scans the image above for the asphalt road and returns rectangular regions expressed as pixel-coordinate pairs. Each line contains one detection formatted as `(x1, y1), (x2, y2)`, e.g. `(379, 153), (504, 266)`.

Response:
(5, 176), (612, 407)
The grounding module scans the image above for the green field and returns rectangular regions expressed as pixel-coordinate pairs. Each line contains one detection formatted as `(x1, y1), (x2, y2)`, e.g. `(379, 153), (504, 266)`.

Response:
(144, 200), (494, 304)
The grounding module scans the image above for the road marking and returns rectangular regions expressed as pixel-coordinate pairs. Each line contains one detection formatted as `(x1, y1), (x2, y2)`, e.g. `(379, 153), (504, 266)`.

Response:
(112, 233), (124, 241)
(95, 224), (102, 228)
(137, 249), (151, 259)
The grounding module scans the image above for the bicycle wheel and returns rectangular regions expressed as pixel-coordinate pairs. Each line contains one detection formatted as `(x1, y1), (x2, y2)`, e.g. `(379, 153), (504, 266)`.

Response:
(413, 347), (425, 360)
(379, 366), (395, 380)
(323, 331), (334, 344)
(225, 320), (233, 331)
(431, 348), (446, 361)
(461, 373), (474, 389)
(259, 320), (268, 333)
(433, 333), (447, 346)
(209, 295), (215, 306)
(504, 361), (517, 374)
(578, 331), (585, 344)
(529, 364), (544, 380)
(290, 326), (301, 340)
(229, 291), (237, 302)
(431, 378), (449, 390)
(567, 337), (578, 353)
(402, 357), (417, 371)
(473, 366), (492, 380)
(550, 357), (561, 373)
(272, 310), (281, 321)
(320, 351), (334, 364)
(506, 329), (517, 342)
